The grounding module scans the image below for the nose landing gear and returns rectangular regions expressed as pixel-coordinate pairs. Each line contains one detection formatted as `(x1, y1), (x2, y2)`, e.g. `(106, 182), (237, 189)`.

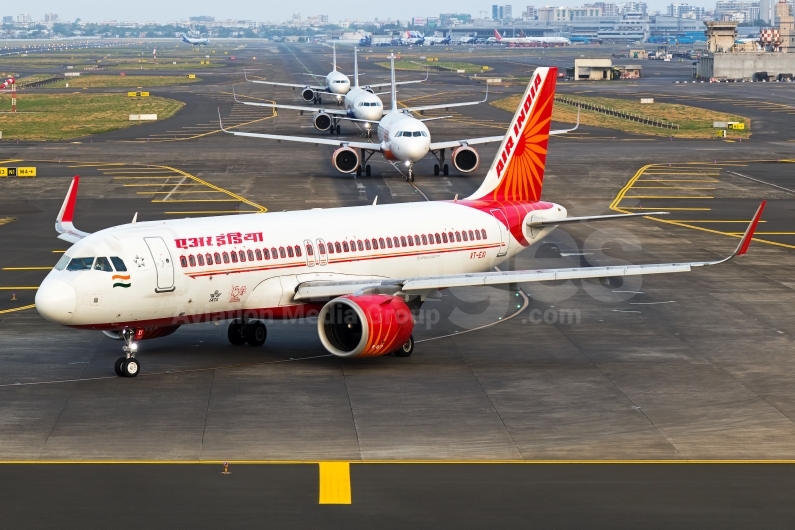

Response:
(115, 328), (140, 377)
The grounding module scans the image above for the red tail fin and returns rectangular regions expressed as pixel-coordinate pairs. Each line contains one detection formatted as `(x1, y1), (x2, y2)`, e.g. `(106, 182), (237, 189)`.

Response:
(493, 29), (503, 40)
(467, 67), (557, 203)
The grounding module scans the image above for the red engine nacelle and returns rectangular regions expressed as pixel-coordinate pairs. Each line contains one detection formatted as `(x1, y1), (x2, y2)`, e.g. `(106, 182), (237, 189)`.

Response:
(318, 295), (414, 358)
(332, 147), (360, 173)
(452, 146), (479, 173)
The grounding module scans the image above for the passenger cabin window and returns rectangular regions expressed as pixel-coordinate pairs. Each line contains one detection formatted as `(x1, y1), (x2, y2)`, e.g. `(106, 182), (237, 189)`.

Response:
(455, 231), (461, 242)
(230, 252), (238, 263)
(365, 240), (371, 250)
(421, 234), (428, 245)
(188, 255), (196, 267)
(306, 244), (314, 256)
(481, 229), (487, 239)
(110, 257), (127, 272)
(400, 236), (407, 247)
(357, 240), (364, 251)
(318, 243), (326, 254)
(386, 238), (393, 248)
(468, 230), (475, 240)
(206, 253), (214, 265)
(462, 231), (468, 241)
(239, 251), (246, 262)
(263, 248), (270, 259)
(255, 249), (262, 260)
(287, 246), (294, 258)
(279, 247), (286, 259)
(342, 241), (349, 252)
(215, 252), (222, 264)
(66, 257), (94, 271)
(180, 256), (188, 267)
(198, 254), (205, 266)
(335, 242), (342, 253)
(223, 252), (230, 264)
(475, 230), (481, 240)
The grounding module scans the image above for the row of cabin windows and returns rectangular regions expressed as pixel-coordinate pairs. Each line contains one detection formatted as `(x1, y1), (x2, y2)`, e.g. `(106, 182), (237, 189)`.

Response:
(180, 245), (303, 268)
(179, 229), (488, 268)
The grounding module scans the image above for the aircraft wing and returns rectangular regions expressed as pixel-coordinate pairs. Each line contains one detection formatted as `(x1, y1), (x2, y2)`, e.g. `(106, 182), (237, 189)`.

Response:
(219, 111), (380, 150)
(292, 202), (765, 301)
(234, 94), (349, 116)
(364, 70), (429, 89)
(55, 176), (91, 243)
(244, 71), (324, 90)
(428, 109), (580, 150)
(403, 85), (489, 114)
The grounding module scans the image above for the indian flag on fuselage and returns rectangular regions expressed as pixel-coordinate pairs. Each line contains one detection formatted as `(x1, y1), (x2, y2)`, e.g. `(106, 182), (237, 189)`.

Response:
(467, 67), (557, 203)
(112, 274), (131, 288)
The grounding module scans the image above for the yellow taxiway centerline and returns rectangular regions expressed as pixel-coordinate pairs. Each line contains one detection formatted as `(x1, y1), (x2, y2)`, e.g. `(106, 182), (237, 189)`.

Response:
(2, 267), (52, 270)
(0, 304), (36, 315)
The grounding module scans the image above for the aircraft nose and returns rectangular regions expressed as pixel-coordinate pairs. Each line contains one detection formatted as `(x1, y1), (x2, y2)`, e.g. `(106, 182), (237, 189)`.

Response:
(35, 278), (76, 325)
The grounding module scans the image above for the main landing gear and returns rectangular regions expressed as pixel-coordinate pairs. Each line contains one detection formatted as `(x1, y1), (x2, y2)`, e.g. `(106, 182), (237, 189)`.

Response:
(115, 328), (140, 377)
(228, 320), (268, 347)
(431, 148), (449, 176)
(394, 335), (415, 357)
(356, 149), (375, 178)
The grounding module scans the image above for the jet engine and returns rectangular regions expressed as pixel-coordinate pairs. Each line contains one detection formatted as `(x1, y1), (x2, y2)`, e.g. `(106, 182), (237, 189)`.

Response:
(102, 325), (180, 341)
(332, 147), (360, 173)
(313, 113), (332, 131)
(301, 88), (316, 102)
(452, 146), (479, 173)
(318, 295), (414, 358)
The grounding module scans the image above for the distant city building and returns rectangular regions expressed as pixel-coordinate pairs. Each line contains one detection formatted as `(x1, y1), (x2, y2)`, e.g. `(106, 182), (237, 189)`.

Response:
(413, 17), (426, 26)
(492, 4), (513, 21)
(440, 13), (472, 26)
(189, 16), (215, 23)
(522, 5), (538, 20)
(667, 3), (706, 17)
(589, 2), (620, 16)
(537, 5), (604, 21)
(16, 13), (31, 23)
(2, 16), (13, 24)
(618, 1), (648, 15)
(44, 13), (58, 23)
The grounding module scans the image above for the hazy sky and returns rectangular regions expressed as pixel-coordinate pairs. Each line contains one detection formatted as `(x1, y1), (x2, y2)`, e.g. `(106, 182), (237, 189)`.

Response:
(18, 1), (710, 23)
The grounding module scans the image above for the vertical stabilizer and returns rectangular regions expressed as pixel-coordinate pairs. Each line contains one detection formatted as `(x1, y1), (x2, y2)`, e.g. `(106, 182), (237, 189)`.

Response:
(332, 43), (337, 71)
(390, 54), (397, 112)
(354, 47), (359, 88)
(466, 67), (557, 203)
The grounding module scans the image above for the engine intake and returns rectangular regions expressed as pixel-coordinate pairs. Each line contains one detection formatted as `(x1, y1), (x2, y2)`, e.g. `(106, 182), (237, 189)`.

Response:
(332, 147), (360, 173)
(313, 113), (332, 131)
(318, 295), (414, 358)
(301, 88), (316, 102)
(452, 146), (479, 173)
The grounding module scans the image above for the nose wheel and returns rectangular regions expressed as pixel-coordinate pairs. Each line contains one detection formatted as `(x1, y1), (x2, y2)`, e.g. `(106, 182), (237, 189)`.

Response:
(115, 328), (140, 377)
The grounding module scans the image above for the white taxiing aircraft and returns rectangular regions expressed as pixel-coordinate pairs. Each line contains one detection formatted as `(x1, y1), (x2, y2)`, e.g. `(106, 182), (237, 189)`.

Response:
(493, 29), (572, 46)
(35, 66), (765, 378)
(181, 34), (209, 46)
(225, 55), (577, 180)
(238, 47), (427, 136)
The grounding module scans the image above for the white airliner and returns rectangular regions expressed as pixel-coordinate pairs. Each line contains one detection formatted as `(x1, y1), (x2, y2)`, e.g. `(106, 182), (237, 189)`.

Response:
(181, 34), (209, 46)
(493, 29), (572, 46)
(238, 47), (428, 136)
(245, 44), (423, 104)
(226, 54), (577, 180)
(35, 67), (766, 378)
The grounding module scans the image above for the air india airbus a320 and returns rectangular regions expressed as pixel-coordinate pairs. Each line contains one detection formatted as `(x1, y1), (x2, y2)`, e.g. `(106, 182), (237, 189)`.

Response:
(34, 67), (766, 377)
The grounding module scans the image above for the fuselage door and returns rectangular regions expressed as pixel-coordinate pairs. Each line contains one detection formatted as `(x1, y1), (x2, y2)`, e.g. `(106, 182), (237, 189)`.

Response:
(316, 239), (328, 266)
(490, 209), (509, 257)
(304, 239), (317, 267)
(144, 236), (175, 292)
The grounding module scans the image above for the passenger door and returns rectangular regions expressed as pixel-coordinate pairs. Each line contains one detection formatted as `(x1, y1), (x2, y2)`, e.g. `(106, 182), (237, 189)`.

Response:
(144, 236), (175, 292)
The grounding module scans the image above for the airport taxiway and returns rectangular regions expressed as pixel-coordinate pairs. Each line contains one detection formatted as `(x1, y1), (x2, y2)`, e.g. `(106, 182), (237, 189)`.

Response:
(0, 42), (794, 522)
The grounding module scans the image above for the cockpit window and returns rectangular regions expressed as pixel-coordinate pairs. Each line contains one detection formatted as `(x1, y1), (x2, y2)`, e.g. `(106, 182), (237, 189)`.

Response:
(413, 131), (427, 137)
(94, 257), (113, 272)
(110, 257), (127, 272)
(65, 257), (95, 271)
(54, 255), (70, 270)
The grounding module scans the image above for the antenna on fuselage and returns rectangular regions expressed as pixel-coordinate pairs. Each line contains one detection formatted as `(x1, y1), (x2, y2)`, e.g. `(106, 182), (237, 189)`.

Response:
(132, 212), (138, 224)
(389, 54), (397, 113)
